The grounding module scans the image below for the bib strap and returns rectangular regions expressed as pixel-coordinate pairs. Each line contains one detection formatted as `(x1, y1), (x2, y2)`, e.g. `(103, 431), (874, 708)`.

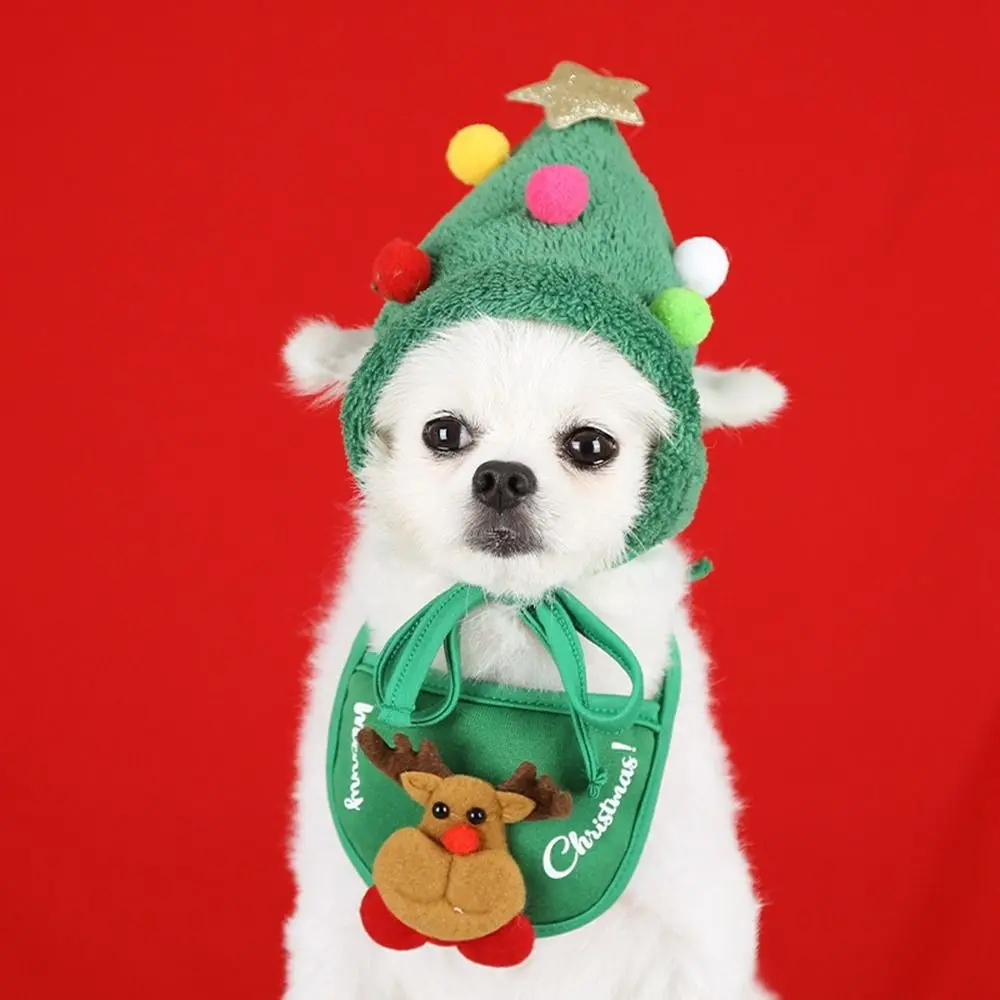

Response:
(687, 556), (714, 582)
(373, 584), (486, 727)
(371, 585), (647, 797)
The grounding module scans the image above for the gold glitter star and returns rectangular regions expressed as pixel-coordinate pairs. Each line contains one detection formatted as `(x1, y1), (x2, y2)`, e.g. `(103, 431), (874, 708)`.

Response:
(506, 61), (648, 130)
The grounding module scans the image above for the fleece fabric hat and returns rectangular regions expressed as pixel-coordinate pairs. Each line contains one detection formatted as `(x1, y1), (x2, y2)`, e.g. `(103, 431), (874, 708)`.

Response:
(341, 61), (731, 554)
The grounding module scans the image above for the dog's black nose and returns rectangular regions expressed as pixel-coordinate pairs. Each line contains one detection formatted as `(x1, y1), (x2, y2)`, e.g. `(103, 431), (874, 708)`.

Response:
(471, 461), (537, 513)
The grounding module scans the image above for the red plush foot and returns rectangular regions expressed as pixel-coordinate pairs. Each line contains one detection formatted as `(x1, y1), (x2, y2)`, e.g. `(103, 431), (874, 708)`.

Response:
(360, 887), (427, 951)
(458, 914), (535, 967)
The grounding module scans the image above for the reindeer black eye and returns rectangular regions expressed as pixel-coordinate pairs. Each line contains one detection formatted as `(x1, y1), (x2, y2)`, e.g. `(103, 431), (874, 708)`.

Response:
(563, 427), (619, 468)
(466, 807), (487, 825)
(431, 801), (450, 820)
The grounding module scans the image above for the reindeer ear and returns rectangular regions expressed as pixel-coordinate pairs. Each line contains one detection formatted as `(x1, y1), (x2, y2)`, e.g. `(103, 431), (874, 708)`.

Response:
(400, 771), (443, 805)
(282, 318), (375, 401)
(693, 365), (788, 431)
(496, 791), (537, 825)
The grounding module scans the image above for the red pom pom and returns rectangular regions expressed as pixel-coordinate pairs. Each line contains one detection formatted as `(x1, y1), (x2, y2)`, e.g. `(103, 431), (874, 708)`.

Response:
(458, 914), (535, 967)
(360, 886), (427, 951)
(372, 239), (432, 303)
(441, 824), (481, 856)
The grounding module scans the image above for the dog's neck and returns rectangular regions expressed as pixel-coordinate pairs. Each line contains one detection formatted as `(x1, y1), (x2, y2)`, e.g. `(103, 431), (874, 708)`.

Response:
(347, 514), (691, 698)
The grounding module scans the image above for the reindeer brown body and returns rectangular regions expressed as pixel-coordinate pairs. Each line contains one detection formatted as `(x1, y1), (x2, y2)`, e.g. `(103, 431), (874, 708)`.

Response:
(357, 729), (572, 946)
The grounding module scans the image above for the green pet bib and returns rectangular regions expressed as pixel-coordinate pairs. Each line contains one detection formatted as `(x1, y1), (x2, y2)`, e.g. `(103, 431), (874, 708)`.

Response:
(327, 583), (681, 937)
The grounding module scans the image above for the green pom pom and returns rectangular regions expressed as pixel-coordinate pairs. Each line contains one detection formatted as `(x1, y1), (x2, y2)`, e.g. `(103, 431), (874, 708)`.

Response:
(650, 287), (713, 347)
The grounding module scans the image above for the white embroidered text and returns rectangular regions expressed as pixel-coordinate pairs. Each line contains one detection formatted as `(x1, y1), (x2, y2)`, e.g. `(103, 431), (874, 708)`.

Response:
(343, 701), (374, 811)
(542, 753), (639, 879)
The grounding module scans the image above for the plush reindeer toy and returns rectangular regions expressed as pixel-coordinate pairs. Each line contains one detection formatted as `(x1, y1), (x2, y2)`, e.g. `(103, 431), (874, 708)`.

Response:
(356, 729), (573, 967)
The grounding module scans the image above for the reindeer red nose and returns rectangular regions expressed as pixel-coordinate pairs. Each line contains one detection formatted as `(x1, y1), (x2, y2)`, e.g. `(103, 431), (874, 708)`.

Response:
(441, 824), (480, 856)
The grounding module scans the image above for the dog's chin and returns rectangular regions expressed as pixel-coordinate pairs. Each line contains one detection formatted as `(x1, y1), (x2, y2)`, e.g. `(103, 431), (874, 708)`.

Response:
(465, 520), (543, 560)
(368, 498), (626, 600)
(467, 531), (537, 559)
(428, 540), (612, 603)
(450, 550), (561, 602)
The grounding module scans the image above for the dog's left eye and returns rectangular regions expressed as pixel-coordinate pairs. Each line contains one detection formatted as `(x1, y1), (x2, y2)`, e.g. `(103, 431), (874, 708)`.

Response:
(423, 416), (473, 453)
(563, 427), (619, 468)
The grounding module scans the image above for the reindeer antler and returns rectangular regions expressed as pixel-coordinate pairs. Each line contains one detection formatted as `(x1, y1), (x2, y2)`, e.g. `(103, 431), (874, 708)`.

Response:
(357, 728), (453, 783)
(497, 762), (573, 822)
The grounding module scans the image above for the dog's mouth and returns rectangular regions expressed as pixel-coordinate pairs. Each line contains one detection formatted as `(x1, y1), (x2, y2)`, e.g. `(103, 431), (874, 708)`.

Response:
(465, 511), (543, 558)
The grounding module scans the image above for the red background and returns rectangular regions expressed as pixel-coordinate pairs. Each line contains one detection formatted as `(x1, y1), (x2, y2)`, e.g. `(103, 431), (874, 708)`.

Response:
(2, 3), (998, 998)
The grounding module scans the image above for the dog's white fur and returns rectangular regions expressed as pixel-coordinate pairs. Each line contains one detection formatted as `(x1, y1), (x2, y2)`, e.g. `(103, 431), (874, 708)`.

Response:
(282, 316), (786, 1000)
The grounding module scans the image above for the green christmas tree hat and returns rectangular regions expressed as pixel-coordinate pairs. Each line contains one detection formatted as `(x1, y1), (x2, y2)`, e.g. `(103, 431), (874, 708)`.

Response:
(338, 62), (739, 554)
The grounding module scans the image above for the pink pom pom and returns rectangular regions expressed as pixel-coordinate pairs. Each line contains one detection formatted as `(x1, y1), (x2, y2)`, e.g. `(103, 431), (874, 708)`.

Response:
(524, 164), (589, 225)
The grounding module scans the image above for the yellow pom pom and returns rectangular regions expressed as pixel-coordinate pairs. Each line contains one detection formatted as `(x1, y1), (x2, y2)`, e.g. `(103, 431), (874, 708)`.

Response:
(446, 124), (510, 185)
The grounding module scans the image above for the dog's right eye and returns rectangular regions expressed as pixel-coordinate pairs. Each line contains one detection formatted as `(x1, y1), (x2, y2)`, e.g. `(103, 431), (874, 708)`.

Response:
(422, 417), (472, 454)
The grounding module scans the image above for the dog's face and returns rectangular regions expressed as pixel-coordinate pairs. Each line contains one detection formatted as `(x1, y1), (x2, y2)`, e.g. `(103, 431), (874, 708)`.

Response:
(284, 313), (787, 598)
(362, 317), (672, 597)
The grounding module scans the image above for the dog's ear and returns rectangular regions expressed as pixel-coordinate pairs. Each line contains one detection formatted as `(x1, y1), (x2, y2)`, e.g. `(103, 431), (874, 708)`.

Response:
(282, 319), (375, 401)
(694, 365), (787, 430)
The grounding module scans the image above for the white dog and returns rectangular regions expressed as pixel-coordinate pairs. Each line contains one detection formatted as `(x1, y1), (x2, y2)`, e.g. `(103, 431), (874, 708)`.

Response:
(280, 313), (786, 1000)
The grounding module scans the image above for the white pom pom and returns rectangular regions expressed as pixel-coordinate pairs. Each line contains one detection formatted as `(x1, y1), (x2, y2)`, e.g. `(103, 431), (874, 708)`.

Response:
(673, 237), (730, 298)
